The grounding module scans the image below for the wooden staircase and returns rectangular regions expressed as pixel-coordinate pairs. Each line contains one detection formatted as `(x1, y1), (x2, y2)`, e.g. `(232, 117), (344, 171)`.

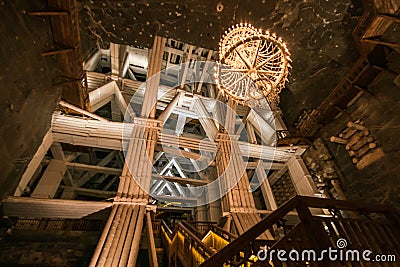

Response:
(161, 196), (400, 267)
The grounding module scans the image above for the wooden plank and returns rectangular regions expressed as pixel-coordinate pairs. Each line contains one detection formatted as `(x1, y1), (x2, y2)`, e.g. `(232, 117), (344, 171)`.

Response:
(2, 196), (112, 219)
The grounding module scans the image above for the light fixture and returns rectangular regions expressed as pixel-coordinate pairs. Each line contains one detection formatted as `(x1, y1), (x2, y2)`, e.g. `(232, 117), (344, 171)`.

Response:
(215, 23), (291, 105)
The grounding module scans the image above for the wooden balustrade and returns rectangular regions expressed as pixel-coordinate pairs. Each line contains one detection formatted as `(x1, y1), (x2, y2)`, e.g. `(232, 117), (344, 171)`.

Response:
(161, 220), (215, 267)
(200, 196), (400, 267)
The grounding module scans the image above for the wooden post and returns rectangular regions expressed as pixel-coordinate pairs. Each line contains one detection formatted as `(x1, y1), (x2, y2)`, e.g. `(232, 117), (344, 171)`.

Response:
(141, 36), (166, 118)
(330, 136), (348, 145)
(127, 206), (146, 266)
(89, 205), (118, 267)
(146, 211), (158, 267)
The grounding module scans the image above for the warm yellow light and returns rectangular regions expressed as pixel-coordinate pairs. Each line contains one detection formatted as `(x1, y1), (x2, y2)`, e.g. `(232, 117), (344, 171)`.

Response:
(216, 23), (291, 105)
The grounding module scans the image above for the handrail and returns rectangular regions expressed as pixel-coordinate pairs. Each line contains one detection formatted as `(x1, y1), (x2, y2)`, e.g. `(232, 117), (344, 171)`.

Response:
(178, 222), (216, 257)
(200, 195), (398, 267)
(161, 219), (173, 238)
(200, 196), (300, 267)
(160, 219), (215, 260)
(210, 224), (237, 242)
(181, 220), (205, 239)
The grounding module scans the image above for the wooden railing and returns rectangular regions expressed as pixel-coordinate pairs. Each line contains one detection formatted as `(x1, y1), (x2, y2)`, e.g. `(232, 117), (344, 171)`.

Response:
(161, 220), (215, 267)
(186, 221), (217, 235)
(200, 196), (400, 267)
(152, 219), (161, 235)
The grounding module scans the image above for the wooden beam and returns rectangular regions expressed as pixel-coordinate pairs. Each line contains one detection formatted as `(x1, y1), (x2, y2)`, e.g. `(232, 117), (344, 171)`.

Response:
(59, 100), (108, 121)
(76, 151), (117, 187)
(362, 37), (400, 49)
(180, 45), (194, 88)
(152, 174), (208, 186)
(65, 162), (121, 175)
(50, 142), (75, 186)
(159, 146), (215, 166)
(152, 195), (198, 203)
(146, 211), (158, 267)
(157, 90), (184, 123)
(14, 129), (53, 196)
(88, 81), (116, 112)
(114, 82), (135, 118)
(29, 10), (69, 16)
(269, 164), (288, 185)
(196, 50), (213, 93)
(32, 160), (66, 198)
(256, 163), (277, 210)
(51, 113), (298, 162)
(377, 13), (400, 24)
(246, 161), (285, 170)
(192, 97), (219, 141)
(287, 155), (318, 196)
(50, 142), (75, 199)
(141, 36), (166, 118)
(59, 185), (115, 198)
(247, 109), (275, 145)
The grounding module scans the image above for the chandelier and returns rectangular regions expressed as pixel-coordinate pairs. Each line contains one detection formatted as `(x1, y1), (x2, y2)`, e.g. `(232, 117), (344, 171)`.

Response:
(215, 23), (291, 105)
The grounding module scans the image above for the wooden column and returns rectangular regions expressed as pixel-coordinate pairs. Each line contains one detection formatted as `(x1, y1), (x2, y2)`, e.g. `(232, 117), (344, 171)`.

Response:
(117, 118), (160, 203)
(89, 204), (146, 267)
(146, 211), (158, 267)
(141, 36), (166, 119)
(216, 133), (256, 212)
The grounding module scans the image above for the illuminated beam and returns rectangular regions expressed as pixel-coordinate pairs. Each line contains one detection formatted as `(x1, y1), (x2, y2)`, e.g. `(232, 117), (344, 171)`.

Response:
(14, 129), (53, 196)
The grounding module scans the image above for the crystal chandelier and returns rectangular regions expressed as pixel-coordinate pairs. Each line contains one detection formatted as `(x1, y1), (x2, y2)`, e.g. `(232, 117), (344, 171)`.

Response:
(215, 23), (291, 105)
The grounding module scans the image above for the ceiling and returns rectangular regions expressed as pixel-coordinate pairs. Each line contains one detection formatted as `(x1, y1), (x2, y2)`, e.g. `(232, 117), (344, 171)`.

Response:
(78, 0), (364, 126)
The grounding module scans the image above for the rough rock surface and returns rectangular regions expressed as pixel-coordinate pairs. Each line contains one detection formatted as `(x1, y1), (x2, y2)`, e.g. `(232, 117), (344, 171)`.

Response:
(0, 0), (61, 197)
